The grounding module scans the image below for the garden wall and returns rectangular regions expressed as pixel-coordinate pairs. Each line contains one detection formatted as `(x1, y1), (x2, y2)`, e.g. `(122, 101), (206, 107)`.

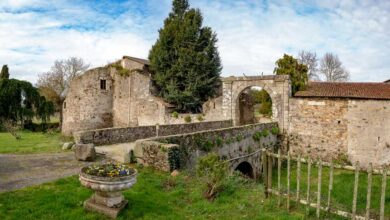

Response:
(289, 98), (390, 168)
(74, 120), (233, 146)
(134, 122), (279, 177)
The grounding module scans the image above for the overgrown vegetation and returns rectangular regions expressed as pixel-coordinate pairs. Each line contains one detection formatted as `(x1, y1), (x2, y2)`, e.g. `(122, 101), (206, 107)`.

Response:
(171, 111), (179, 119)
(184, 115), (192, 123)
(197, 115), (204, 121)
(0, 167), (306, 219)
(148, 0), (222, 112)
(196, 153), (228, 200)
(108, 63), (131, 76)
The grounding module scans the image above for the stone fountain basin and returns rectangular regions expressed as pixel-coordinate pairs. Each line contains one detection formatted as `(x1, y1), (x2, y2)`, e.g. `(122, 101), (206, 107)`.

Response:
(79, 167), (137, 192)
(79, 167), (137, 218)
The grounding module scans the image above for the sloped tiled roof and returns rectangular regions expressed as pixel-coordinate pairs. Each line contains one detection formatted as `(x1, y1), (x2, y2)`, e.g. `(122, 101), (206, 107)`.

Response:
(122, 56), (150, 65)
(294, 82), (390, 100)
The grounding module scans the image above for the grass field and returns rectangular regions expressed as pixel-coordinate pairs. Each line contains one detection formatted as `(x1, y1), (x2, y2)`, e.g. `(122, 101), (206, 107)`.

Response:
(272, 161), (390, 218)
(0, 167), (315, 220)
(0, 130), (72, 154)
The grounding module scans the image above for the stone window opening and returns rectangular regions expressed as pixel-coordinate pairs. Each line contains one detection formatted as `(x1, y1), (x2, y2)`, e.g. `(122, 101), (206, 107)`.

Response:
(100, 79), (107, 90)
(63, 102), (66, 109)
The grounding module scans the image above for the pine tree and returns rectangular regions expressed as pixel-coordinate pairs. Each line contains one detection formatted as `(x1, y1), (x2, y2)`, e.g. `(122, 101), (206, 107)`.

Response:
(148, 0), (222, 112)
(0, 65), (9, 79)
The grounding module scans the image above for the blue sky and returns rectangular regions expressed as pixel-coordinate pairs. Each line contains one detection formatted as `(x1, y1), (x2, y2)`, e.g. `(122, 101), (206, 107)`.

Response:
(1, 0), (389, 83)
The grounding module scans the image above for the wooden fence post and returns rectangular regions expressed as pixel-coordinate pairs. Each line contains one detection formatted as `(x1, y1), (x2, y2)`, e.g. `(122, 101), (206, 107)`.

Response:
(327, 160), (334, 213)
(306, 157), (312, 216)
(297, 154), (301, 207)
(316, 159), (322, 219)
(352, 161), (360, 220)
(268, 151), (272, 195)
(278, 149), (281, 207)
(366, 163), (372, 220)
(262, 148), (268, 198)
(287, 151), (291, 212)
(380, 167), (387, 220)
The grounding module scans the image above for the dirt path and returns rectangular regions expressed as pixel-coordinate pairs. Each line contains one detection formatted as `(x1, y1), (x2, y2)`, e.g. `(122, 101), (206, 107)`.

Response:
(0, 152), (107, 192)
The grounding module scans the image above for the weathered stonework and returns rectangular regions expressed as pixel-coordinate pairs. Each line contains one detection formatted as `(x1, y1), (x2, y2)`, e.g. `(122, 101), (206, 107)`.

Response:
(221, 75), (291, 132)
(289, 98), (390, 168)
(62, 54), (390, 169)
(63, 56), (231, 136)
(134, 122), (279, 178)
(133, 141), (178, 172)
(74, 120), (233, 146)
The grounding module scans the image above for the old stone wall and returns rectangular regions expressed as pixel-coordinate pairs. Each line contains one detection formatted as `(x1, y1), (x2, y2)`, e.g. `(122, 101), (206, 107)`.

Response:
(62, 67), (115, 135)
(74, 120), (233, 146)
(134, 122), (278, 177)
(289, 98), (390, 168)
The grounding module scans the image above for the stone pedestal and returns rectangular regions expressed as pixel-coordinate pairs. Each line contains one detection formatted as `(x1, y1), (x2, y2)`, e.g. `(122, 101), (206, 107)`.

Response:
(84, 193), (128, 219)
(79, 167), (137, 219)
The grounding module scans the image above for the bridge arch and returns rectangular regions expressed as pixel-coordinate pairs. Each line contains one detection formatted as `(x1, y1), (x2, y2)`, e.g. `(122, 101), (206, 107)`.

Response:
(221, 75), (290, 132)
(235, 161), (254, 178)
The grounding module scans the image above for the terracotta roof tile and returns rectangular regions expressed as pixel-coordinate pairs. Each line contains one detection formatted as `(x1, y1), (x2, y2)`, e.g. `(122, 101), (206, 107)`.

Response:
(294, 82), (390, 100)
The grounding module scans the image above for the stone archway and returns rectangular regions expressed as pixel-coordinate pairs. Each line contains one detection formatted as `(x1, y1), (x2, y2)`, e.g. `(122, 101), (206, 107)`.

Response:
(221, 75), (290, 132)
(235, 161), (254, 178)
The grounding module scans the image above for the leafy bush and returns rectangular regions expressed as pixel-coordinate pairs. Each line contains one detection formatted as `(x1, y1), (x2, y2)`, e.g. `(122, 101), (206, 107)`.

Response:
(252, 132), (262, 142)
(271, 127), (280, 135)
(196, 153), (228, 200)
(197, 115), (204, 121)
(184, 116), (192, 123)
(24, 122), (60, 132)
(172, 111), (179, 119)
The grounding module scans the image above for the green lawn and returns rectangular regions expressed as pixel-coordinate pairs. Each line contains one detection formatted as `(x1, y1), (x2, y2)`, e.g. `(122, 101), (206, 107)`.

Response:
(0, 130), (72, 154)
(272, 161), (390, 219)
(0, 167), (312, 220)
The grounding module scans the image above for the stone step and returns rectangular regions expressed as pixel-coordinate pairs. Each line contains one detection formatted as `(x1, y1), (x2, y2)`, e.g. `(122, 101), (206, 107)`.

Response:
(95, 143), (135, 163)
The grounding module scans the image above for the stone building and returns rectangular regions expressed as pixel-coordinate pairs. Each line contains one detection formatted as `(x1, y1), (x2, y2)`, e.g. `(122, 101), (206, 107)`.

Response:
(289, 82), (390, 168)
(63, 55), (390, 168)
(62, 56), (224, 135)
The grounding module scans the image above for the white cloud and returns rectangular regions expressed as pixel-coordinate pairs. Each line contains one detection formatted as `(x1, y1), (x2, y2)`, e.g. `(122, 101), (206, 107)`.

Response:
(0, 0), (389, 83)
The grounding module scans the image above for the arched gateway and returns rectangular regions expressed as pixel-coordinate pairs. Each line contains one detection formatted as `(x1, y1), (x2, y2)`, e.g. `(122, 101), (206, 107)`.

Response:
(221, 75), (290, 132)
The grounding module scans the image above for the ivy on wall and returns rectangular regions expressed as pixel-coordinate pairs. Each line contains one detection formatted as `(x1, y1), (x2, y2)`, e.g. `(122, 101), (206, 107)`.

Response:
(164, 125), (280, 172)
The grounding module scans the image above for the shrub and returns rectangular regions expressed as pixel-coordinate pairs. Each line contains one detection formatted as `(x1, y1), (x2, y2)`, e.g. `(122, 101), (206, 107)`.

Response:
(252, 132), (262, 142)
(24, 122), (60, 132)
(172, 111), (179, 119)
(197, 115), (204, 121)
(196, 153), (228, 200)
(271, 127), (280, 135)
(261, 129), (269, 137)
(184, 116), (192, 123)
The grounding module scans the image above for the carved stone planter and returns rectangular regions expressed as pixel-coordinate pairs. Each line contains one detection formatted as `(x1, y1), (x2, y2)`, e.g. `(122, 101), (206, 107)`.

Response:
(79, 166), (137, 218)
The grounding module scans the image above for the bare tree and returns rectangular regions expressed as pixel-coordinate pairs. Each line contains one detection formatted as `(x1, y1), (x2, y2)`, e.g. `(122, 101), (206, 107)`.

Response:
(319, 53), (350, 82)
(36, 57), (89, 125)
(298, 50), (319, 81)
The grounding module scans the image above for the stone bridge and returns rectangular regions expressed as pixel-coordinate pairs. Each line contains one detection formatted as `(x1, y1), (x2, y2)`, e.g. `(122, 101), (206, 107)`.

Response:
(134, 122), (279, 178)
(221, 75), (290, 132)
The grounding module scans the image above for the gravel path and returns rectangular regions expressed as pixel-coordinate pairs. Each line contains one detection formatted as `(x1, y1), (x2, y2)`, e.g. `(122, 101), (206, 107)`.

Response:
(0, 152), (107, 192)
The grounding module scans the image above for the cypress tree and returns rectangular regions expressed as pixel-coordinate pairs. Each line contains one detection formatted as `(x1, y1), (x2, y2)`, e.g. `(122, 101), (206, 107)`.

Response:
(0, 65), (9, 79)
(148, 0), (222, 112)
